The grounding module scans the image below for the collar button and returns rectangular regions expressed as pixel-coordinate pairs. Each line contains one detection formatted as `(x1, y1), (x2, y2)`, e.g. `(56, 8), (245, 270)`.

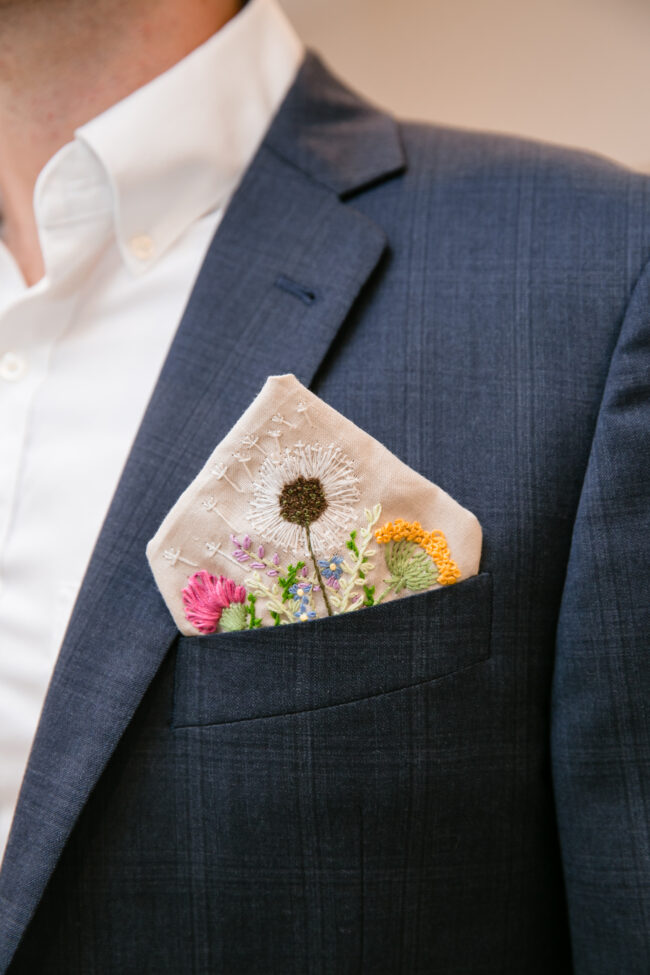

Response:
(0, 351), (27, 382)
(129, 234), (154, 261)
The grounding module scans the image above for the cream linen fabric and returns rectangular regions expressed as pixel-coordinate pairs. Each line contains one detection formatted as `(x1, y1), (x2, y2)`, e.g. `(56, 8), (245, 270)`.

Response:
(147, 374), (482, 634)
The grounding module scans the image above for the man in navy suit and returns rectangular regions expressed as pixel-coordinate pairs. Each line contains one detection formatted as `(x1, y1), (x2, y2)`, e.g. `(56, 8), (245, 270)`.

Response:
(0, 0), (647, 972)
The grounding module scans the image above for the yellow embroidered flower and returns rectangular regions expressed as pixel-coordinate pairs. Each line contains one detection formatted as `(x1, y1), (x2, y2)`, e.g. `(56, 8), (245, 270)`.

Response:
(374, 519), (461, 585)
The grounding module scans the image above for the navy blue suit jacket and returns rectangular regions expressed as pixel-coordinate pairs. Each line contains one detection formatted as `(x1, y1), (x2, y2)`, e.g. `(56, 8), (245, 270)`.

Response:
(1, 53), (648, 974)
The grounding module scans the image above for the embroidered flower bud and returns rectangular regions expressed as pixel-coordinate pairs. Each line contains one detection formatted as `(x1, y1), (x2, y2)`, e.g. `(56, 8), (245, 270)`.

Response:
(258, 545), (265, 558)
(250, 562), (266, 570)
(267, 569), (279, 577)
(182, 570), (246, 634)
(242, 535), (251, 550)
(272, 553), (280, 565)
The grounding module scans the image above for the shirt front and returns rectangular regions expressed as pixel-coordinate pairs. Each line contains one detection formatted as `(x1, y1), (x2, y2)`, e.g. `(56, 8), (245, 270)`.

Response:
(0, 0), (304, 863)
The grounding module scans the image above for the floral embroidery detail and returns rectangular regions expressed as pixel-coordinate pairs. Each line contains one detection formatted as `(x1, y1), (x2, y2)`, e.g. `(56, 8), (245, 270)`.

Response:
(332, 505), (381, 612)
(374, 520), (461, 586)
(375, 539), (438, 602)
(248, 443), (359, 553)
(289, 581), (317, 621)
(182, 570), (246, 634)
(248, 443), (359, 617)
(318, 554), (344, 589)
(288, 581), (313, 600)
(220, 603), (248, 631)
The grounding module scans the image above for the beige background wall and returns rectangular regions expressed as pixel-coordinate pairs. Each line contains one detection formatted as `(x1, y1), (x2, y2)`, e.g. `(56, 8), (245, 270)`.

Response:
(278, 0), (650, 172)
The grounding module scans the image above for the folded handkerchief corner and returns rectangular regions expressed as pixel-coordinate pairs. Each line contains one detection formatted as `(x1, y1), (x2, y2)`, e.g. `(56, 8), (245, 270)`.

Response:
(146, 373), (482, 635)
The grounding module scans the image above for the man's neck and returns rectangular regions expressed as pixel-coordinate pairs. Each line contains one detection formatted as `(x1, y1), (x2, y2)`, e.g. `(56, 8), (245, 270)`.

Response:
(0, 0), (241, 285)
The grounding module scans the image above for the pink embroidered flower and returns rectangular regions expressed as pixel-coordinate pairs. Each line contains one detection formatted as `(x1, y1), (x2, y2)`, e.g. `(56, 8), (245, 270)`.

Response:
(182, 570), (246, 634)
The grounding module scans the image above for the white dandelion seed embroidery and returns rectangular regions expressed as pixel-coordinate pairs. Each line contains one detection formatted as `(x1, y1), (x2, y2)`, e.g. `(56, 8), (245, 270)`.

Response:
(271, 412), (296, 429)
(210, 462), (244, 493)
(163, 548), (199, 568)
(233, 451), (255, 480)
(205, 540), (242, 569)
(296, 400), (314, 427)
(248, 442), (360, 556)
(241, 434), (269, 458)
(202, 497), (239, 531)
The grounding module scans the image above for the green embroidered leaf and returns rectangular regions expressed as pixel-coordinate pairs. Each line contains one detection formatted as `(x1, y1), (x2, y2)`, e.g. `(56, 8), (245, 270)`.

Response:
(345, 530), (359, 558)
(220, 603), (248, 632)
(270, 611), (281, 626)
(279, 562), (305, 603)
(246, 594), (263, 629)
(362, 584), (375, 607)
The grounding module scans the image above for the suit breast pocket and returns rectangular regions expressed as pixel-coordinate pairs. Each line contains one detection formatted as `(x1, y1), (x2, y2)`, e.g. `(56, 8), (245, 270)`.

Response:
(172, 572), (492, 729)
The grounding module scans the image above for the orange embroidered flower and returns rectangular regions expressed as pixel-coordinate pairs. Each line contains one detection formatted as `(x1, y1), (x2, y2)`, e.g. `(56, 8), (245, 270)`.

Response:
(374, 519), (461, 585)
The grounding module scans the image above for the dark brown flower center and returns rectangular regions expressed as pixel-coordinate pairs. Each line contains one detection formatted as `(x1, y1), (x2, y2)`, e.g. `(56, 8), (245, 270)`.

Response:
(278, 476), (328, 526)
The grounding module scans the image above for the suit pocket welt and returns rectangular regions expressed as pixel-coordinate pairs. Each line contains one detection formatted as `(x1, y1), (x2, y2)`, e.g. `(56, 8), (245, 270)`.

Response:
(172, 572), (492, 728)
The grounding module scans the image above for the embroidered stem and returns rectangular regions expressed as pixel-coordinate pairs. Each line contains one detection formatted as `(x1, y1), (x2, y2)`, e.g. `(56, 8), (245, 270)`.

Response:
(305, 524), (332, 616)
(374, 583), (395, 605)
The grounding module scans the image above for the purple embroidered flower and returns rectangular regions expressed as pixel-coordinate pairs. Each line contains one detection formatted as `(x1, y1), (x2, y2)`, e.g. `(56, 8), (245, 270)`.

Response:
(182, 570), (246, 634)
(318, 555), (344, 587)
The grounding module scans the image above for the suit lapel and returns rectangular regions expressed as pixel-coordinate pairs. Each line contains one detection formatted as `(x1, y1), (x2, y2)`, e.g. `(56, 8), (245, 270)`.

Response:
(0, 52), (404, 969)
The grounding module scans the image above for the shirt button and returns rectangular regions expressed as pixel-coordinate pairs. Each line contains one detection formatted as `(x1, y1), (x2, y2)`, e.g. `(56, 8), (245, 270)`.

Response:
(0, 351), (27, 382)
(129, 234), (154, 261)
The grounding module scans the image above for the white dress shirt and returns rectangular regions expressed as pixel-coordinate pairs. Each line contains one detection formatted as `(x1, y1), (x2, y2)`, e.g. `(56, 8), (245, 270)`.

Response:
(0, 0), (304, 863)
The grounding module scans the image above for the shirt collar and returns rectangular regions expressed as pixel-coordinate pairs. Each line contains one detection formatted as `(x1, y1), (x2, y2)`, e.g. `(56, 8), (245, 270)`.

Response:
(75, 0), (304, 275)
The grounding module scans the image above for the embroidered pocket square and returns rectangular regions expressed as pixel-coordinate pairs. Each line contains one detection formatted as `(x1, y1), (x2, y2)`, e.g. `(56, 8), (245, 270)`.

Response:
(146, 374), (482, 635)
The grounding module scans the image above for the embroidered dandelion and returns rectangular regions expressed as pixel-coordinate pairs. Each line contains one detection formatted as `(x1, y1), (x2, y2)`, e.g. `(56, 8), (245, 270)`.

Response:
(249, 442), (360, 616)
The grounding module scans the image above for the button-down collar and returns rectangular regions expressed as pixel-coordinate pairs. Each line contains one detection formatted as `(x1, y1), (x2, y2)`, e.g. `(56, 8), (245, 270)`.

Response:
(74, 0), (304, 275)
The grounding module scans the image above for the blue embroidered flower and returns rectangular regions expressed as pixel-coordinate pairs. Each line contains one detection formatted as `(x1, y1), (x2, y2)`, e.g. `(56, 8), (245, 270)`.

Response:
(318, 555), (344, 586)
(288, 582), (312, 600)
(294, 606), (317, 622)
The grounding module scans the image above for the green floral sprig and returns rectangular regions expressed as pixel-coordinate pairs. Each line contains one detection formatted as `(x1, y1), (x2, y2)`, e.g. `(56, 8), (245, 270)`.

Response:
(278, 562), (306, 603)
(329, 504), (381, 614)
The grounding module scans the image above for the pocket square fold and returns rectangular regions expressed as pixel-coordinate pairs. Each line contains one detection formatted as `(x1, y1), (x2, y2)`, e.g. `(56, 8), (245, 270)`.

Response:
(146, 374), (482, 635)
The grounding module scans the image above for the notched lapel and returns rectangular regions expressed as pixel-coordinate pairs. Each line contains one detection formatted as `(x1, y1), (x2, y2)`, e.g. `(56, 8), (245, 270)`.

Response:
(0, 52), (405, 971)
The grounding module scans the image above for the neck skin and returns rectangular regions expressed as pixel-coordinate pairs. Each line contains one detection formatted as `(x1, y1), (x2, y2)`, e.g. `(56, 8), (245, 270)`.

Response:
(0, 0), (241, 285)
